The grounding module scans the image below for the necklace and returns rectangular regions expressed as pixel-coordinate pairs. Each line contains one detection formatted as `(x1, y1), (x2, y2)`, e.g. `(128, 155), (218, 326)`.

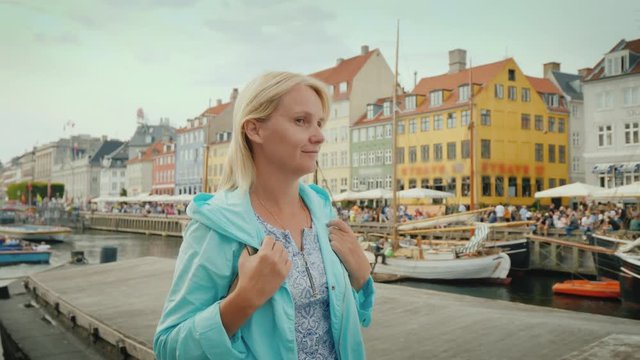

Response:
(253, 193), (311, 230)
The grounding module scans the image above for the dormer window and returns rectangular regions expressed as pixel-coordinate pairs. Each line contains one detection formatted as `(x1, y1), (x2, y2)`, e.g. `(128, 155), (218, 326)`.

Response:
(604, 50), (629, 76)
(339, 82), (348, 93)
(404, 95), (416, 111)
(383, 101), (391, 116)
(430, 90), (443, 107)
(367, 104), (376, 119)
(545, 94), (559, 108)
(458, 84), (470, 102)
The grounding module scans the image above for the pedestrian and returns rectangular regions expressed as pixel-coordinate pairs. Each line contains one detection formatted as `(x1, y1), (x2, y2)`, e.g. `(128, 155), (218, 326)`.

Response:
(154, 72), (374, 360)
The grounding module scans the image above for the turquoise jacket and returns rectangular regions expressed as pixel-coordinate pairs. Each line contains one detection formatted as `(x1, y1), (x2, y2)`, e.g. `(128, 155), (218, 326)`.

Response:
(153, 183), (375, 359)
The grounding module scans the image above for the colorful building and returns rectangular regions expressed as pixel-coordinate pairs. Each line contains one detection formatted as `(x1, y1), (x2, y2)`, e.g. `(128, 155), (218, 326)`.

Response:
(397, 49), (569, 207)
(127, 141), (162, 196)
(151, 141), (176, 195)
(204, 92), (235, 193)
(175, 118), (207, 195)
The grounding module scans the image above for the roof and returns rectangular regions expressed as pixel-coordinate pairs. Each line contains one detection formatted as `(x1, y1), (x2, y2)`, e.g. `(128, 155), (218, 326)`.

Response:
(201, 102), (231, 117)
(550, 71), (583, 101)
(310, 49), (376, 100)
(353, 94), (406, 127)
(89, 140), (125, 166)
(585, 38), (640, 81)
(526, 76), (562, 95)
(129, 124), (176, 147)
(128, 140), (165, 164)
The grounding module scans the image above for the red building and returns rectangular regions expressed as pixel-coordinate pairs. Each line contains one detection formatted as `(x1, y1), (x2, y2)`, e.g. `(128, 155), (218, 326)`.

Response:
(151, 141), (176, 195)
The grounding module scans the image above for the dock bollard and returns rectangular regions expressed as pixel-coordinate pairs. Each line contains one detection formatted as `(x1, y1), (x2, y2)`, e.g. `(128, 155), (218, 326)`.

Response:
(0, 285), (9, 300)
(100, 246), (118, 264)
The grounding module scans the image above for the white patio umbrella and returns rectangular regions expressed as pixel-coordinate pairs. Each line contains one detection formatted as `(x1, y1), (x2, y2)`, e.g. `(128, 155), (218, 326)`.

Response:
(331, 191), (358, 202)
(592, 182), (640, 199)
(397, 187), (454, 199)
(351, 188), (392, 200)
(534, 182), (603, 199)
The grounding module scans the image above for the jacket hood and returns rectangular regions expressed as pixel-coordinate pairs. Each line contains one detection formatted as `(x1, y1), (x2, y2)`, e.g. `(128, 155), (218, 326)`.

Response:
(186, 182), (333, 249)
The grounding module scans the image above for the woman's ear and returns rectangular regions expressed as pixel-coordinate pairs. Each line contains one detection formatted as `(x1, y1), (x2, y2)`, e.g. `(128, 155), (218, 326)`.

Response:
(243, 119), (263, 144)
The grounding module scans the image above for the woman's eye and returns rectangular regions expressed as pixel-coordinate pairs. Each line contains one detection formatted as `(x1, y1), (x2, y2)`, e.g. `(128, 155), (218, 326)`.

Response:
(317, 120), (324, 128)
(295, 117), (305, 125)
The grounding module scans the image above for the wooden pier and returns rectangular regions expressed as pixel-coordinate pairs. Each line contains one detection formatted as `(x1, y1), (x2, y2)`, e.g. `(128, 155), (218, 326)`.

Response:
(1, 257), (638, 359)
(84, 213), (189, 237)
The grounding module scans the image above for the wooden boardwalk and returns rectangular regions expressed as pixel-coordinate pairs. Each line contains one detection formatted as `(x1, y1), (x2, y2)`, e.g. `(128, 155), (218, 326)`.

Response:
(3, 257), (639, 359)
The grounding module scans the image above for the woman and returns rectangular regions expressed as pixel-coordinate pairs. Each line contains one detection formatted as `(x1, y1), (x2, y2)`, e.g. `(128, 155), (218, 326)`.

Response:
(153, 72), (375, 359)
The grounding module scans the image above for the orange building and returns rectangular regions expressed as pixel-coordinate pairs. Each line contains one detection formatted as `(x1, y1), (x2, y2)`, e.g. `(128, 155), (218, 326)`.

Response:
(151, 141), (176, 195)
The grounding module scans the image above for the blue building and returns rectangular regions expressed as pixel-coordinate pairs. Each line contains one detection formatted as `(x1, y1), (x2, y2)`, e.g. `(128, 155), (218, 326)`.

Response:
(175, 117), (207, 195)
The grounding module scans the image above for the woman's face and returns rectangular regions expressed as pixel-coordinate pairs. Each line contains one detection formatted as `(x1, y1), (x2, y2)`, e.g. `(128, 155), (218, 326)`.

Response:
(248, 84), (325, 178)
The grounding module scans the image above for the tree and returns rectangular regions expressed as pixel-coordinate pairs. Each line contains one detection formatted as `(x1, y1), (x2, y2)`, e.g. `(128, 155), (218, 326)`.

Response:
(120, 188), (127, 197)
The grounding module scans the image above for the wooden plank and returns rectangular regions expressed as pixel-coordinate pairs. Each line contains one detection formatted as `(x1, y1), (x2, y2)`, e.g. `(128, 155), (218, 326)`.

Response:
(526, 235), (616, 254)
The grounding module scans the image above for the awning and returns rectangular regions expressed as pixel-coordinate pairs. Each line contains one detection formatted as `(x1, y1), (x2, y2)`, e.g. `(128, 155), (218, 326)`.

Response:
(618, 162), (640, 173)
(592, 163), (615, 174)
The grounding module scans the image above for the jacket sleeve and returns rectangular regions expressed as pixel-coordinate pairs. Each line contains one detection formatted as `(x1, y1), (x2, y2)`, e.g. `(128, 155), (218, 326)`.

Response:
(153, 221), (247, 359)
(352, 276), (375, 327)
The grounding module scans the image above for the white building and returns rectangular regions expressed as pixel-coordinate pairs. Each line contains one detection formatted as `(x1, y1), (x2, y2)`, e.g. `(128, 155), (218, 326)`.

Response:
(99, 143), (128, 197)
(582, 38), (640, 188)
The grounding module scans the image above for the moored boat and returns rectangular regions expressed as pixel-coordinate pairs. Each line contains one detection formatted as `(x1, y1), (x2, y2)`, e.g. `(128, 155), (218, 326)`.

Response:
(617, 252), (640, 306)
(552, 279), (620, 299)
(0, 224), (72, 243)
(0, 237), (52, 266)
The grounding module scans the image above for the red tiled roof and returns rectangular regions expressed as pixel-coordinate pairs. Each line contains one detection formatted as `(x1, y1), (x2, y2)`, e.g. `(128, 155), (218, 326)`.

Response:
(201, 102), (230, 117)
(310, 49), (376, 100)
(128, 140), (165, 164)
(586, 38), (640, 81)
(526, 76), (562, 94)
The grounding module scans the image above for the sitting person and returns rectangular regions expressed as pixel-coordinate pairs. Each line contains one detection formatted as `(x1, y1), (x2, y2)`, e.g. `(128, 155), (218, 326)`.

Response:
(373, 238), (388, 265)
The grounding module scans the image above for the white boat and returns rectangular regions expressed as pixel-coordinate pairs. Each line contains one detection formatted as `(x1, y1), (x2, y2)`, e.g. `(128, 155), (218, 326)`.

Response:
(0, 225), (72, 243)
(397, 208), (490, 231)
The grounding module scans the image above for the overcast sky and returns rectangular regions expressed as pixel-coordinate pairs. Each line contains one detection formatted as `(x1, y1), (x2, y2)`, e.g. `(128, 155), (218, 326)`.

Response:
(1, 0), (639, 165)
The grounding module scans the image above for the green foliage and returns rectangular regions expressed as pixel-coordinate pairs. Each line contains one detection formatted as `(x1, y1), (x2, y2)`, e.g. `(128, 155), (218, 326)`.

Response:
(6, 181), (65, 200)
(120, 188), (127, 197)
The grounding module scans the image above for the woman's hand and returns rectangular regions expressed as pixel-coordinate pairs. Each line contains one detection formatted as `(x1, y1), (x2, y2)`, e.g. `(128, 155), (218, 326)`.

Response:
(221, 236), (291, 336)
(327, 219), (371, 291)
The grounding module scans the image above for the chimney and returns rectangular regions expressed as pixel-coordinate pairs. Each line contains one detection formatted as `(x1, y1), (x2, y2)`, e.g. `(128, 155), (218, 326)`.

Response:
(101, 135), (107, 142)
(336, 58), (344, 66)
(216, 99), (222, 106)
(448, 49), (467, 74)
(543, 62), (560, 78)
(361, 45), (370, 55)
(578, 67), (592, 79)
(230, 88), (239, 102)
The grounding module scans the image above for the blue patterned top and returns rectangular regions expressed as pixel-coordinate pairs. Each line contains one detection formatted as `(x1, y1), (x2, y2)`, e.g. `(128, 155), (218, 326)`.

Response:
(256, 215), (338, 360)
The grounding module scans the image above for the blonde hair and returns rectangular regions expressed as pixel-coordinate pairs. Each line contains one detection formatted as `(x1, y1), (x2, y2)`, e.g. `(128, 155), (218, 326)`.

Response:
(218, 71), (330, 192)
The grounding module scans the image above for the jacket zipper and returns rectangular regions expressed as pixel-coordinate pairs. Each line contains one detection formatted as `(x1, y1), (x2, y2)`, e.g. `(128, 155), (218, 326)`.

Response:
(300, 251), (318, 297)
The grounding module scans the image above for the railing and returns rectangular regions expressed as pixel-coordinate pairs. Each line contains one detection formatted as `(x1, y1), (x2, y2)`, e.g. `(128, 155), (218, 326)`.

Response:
(84, 213), (189, 237)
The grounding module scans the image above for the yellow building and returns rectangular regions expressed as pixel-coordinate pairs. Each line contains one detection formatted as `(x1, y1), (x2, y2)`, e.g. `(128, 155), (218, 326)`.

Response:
(397, 51), (569, 207)
(206, 141), (229, 193)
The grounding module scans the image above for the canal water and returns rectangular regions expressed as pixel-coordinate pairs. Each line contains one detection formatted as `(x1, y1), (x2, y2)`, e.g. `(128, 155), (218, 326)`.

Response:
(1, 230), (638, 322)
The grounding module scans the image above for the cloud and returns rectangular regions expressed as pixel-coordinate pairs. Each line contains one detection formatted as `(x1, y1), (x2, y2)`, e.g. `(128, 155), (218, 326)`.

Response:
(33, 31), (81, 45)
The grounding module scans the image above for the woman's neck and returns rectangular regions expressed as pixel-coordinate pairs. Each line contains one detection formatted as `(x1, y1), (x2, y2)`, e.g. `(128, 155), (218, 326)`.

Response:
(250, 172), (300, 212)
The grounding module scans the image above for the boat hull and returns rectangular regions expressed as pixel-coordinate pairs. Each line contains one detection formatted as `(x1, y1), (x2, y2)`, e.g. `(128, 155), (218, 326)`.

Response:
(589, 234), (622, 280)
(617, 253), (640, 306)
(0, 225), (71, 243)
(0, 250), (51, 266)
(552, 280), (620, 299)
(485, 238), (529, 270)
(368, 251), (511, 280)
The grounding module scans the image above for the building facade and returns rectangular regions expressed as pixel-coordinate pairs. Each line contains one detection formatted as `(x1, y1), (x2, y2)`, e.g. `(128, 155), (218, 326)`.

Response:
(175, 118), (206, 195)
(151, 141), (176, 195)
(99, 143), (128, 197)
(203, 94), (234, 193)
(582, 38), (640, 188)
(127, 141), (163, 196)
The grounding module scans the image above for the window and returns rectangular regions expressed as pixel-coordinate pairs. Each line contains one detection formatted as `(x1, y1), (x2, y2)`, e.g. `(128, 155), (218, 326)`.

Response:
(482, 176), (491, 196)
(572, 156), (580, 172)
(558, 145), (566, 163)
(396, 147), (405, 164)
(434, 144), (443, 161)
(461, 176), (470, 196)
(558, 119), (565, 133)
(549, 178), (557, 189)
(508, 69), (516, 81)
(624, 87), (640, 106)
(598, 125), (613, 147)
(339, 82), (348, 93)
(447, 177), (456, 195)
(559, 179), (567, 186)
(359, 153), (366, 167)
(430, 91), (443, 107)
(384, 149), (392, 164)
(341, 178), (348, 187)
(522, 177), (531, 197)
(535, 115), (543, 131)
(368, 151), (375, 165)
(535, 143), (543, 162)
(340, 126), (348, 142)
(447, 112), (456, 128)
(459, 84), (470, 102)
(366, 104), (376, 119)
(604, 52), (629, 76)
(521, 114), (530, 129)
(420, 117), (430, 131)
(397, 120), (405, 134)
(376, 150), (383, 164)
(340, 151), (348, 166)
(447, 142), (456, 160)
(521, 88), (530, 102)
(597, 91), (613, 109)
(494, 84), (504, 99)
(546, 94), (559, 108)
(421, 145), (430, 162)
(461, 110), (470, 126)
(421, 178), (430, 189)
(409, 146), (417, 163)
(536, 178), (543, 192)
(367, 127), (375, 141)
(508, 86), (517, 101)
(352, 153), (359, 167)
(385, 176), (392, 189)
(461, 140), (470, 159)
(495, 176), (504, 196)
(383, 101), (391, 116)
(624, 122), (640, 144)
(409, 178), (417, 189)
(376, 125), (383, 139)
(548, 117), (555, 132)
(385, 124), (392, 138)
(548, 144), (556, 163)
(480, 109), (491, 126)
(508, 177), (518, 197)
(481, 139), (491, 159)
(405, 95), (416, 110)
(434, 115), (443, 130)
(408, 119), (417, 133)
(330, 152), (337, 167)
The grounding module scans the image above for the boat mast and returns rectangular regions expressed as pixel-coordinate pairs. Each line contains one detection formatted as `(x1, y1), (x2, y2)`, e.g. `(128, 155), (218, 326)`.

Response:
(468, 58), (476, 210)
(391, 19), (400, 249)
